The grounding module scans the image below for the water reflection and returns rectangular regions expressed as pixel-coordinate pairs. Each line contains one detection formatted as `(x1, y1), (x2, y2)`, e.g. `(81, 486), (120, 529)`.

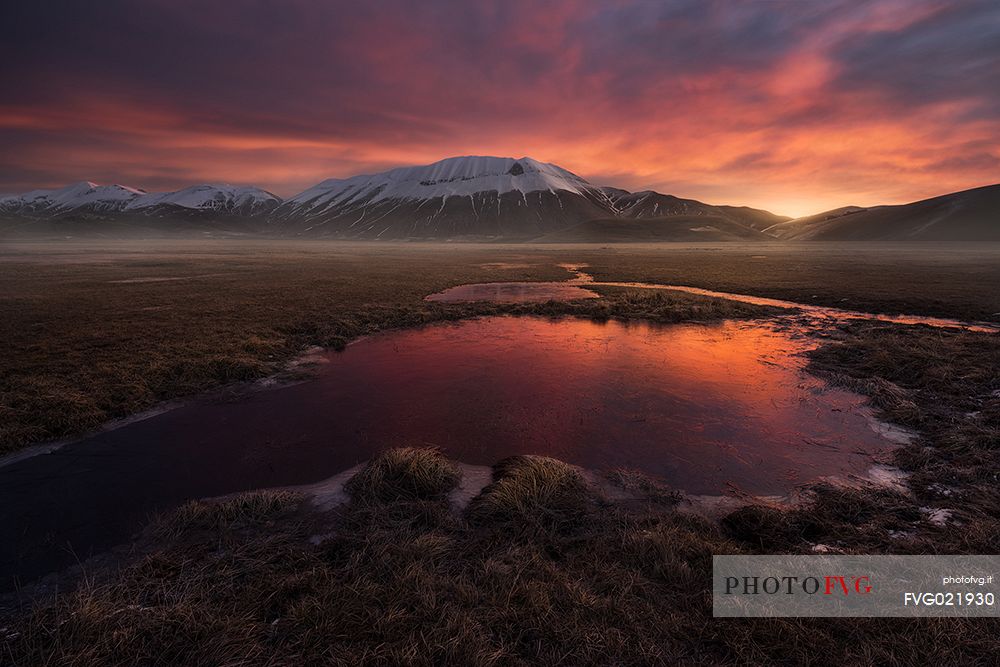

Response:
(324, 317), (892, 492)
(0, 316), (896, 584)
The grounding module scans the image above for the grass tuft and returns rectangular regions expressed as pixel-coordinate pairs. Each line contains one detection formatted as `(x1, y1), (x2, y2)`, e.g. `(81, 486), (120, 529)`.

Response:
(344, 447), (461, 503)
(605, 467), (683, 506)
(467, 456), (596, 529)
(153, 490), (301, 538)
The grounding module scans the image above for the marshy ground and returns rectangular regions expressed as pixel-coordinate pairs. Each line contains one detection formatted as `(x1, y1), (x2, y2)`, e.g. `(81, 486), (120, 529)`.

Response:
(2, 239), (999, 664)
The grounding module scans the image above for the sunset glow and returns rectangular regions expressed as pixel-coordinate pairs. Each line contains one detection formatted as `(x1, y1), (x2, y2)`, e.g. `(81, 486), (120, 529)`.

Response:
(2, 0), (998, 216)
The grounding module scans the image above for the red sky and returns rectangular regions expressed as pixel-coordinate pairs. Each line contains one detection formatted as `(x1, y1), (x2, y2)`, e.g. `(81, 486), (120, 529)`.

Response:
(1, 0), (997, 216)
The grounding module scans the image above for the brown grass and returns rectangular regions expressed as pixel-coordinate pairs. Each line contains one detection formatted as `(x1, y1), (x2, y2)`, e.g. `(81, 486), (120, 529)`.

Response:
(604, 468), (684, 506)
(4, 241), (1000, 664)
(6, 448), (1000, 666)
(344, 447), (461, 503)
(152, 490), (303, 539)
(467, 456), (596, 530)
(576, 242), (1000, 322)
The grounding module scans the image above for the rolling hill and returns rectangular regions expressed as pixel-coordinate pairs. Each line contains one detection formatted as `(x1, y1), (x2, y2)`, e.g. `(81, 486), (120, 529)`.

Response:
(769, 185), (1000, 241)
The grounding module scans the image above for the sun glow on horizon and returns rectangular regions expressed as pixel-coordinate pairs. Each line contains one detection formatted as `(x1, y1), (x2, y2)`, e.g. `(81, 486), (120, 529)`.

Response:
(1, 0), (997, 215)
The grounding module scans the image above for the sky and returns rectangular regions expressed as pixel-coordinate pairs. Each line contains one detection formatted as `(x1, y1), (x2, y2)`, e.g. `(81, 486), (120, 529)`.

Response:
(1, 0), (997, 217)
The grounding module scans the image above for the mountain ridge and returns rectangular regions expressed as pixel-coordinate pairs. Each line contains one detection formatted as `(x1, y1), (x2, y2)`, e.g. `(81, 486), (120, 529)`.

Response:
(2, 156), (996, 241)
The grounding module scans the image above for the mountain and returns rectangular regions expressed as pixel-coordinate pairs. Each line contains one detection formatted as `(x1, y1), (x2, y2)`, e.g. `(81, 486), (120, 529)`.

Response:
(3, 159), (997, 241)
(125, 184), (280, 218)
(0, 182), (281, 235)
(0, 156), (809, 241)
(269, 156), (617, 239)
(599, 189), (789, 232)
(0, 182), (145, 218)
(768, 185), (1000, 241)
(269, 155), (789, 240)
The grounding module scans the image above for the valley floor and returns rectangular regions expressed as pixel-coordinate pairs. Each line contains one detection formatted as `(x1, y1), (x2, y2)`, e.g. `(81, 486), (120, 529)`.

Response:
(2, 239), (999, 664)
(3, 239), (999, 455)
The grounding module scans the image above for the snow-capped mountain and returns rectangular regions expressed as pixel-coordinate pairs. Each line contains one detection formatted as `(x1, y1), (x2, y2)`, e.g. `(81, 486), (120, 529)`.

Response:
(600, 188), (790, 231)
(0, 182), (280, 222)
(126, 184), (280, 217)
(0, 182), (146, 216)
(0, 156), (790, 239)
(270, 156), (619, 238)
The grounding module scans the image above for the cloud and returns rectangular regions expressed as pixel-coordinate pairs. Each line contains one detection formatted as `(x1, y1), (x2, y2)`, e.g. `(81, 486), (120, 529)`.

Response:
(0, 0), (997, 215)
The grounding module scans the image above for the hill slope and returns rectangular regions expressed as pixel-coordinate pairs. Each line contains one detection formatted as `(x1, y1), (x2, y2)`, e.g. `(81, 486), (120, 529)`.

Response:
(770, 185), (1000, 241)
(602, 189), (789, 231)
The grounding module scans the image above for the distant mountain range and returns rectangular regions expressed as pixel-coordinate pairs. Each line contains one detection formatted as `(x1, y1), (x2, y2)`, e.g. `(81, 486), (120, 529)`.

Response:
(0, 182), (280, 236)
(1, 156), (996, 241)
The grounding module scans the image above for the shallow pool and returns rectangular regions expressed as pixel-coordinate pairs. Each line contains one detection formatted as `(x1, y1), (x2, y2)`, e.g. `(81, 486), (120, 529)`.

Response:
(0, 316), (898, 584)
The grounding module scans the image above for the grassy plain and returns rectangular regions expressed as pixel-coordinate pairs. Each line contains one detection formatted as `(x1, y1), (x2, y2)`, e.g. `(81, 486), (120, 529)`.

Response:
(3, 239), (999, 453)
(2, 239), (999, 664)
(0, 239), (795, 452)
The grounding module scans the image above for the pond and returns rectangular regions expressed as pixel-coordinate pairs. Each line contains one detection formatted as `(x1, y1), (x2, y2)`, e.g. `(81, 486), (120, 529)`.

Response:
(0, 316), (899, 585)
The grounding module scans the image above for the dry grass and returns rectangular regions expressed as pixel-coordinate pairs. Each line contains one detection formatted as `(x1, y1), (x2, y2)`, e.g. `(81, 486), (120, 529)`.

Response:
(467, 456), (595, 529)
(345, 447), (461, 503)
(575, 242), (1000, 322)
(152, 490), (303, 539)
(604, 468), (684, 506)
(6, 449), (1000, 666)
(4, 242), (1000, 664)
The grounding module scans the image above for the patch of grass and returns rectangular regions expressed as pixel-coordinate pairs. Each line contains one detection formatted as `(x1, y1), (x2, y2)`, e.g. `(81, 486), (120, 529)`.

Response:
(722, 487), (921, 552)
(7, 449), (1000, 666)
(808, 322), (1000, 428)
(153, 490), (302, 538)
(467, 455), (596, 530)
(604, 467), (683, 506)
(344, 447), (461, 503)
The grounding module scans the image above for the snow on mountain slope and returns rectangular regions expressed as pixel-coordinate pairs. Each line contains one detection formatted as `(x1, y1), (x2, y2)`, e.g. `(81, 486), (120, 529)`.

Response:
(272, 156), (619, 238)
(0, 156), (793, 240)
(1, 182), (145, 214)
(127, 184), (279, 213)
(601, 189), (789, 230)
(289, 156), (595, 209)
(0, 182), (282, 227)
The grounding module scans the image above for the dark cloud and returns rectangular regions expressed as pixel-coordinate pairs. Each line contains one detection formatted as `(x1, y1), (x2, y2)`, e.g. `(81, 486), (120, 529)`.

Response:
(832, 0), (1000, 116)
(0, 0), (996, 214)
